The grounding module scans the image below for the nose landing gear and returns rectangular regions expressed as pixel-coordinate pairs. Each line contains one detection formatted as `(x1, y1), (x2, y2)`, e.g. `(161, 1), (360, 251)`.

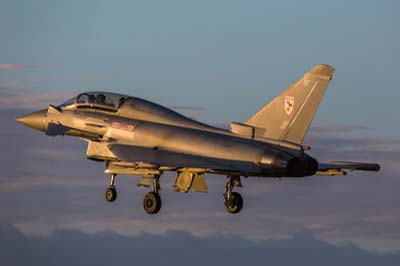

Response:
(105, 174), (117, 202)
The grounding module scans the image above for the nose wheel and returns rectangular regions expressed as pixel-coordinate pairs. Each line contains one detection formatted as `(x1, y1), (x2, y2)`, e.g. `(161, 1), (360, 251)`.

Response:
(105, 174), (117, 202)
(105, 186), (117, 202)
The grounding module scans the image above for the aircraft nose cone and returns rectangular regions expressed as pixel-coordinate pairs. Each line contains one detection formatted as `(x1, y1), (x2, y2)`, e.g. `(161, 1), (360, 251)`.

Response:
(16, 109), (47, 132)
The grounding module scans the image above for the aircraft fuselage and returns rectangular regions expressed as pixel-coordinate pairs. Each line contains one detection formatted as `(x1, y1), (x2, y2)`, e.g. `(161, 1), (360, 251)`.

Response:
(36, 102), (319, 178)
(15, 65), (380, 215)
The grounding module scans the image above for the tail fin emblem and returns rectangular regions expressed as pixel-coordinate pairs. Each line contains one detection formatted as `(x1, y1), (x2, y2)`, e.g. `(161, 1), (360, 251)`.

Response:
(285, 96), (294, 115)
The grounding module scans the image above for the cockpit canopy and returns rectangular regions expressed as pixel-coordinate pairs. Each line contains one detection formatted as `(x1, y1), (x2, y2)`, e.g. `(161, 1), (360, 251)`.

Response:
(59, 92), (129, 112)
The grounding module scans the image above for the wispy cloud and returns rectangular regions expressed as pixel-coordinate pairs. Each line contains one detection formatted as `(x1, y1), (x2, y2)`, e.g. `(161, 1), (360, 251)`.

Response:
(46, 76), (111, 81)
(0, 64), (38, 70)
(1, 75), (111, 88)
(0, 88), (73, 109)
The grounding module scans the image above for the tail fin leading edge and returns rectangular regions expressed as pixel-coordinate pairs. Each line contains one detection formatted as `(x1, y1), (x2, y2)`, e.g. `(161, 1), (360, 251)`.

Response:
(246, 64), (335, 144)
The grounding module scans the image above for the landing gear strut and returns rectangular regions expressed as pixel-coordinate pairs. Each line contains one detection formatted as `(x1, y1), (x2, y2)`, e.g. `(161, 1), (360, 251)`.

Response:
(143, 175), (162, 214)
(223, 175), (243, 214)
(105, 174), (117, 202)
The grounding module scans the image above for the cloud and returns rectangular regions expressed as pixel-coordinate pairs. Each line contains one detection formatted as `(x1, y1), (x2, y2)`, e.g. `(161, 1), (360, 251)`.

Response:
(1, 224), (399, 266)
(46, 76), (112, 82)
(0, 64), (38, 71)
(0, 88), (74, 110)
(1, 107), (399, 252)
(0, 75), (111, 88)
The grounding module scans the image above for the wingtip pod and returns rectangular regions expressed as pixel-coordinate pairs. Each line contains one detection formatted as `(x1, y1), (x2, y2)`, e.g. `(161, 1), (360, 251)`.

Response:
(309, 64), (335, 79)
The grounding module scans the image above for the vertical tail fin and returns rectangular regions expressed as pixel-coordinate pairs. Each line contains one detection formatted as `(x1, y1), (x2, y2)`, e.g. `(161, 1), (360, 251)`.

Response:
(246, 64), (335, 144)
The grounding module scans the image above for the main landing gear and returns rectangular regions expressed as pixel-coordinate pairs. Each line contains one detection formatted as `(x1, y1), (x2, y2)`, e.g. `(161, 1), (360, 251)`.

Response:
(105, 173), (243, 215)
(142, 176), (162, 214)
(104, 173), (162, 214)
(224, 176), (243, 214)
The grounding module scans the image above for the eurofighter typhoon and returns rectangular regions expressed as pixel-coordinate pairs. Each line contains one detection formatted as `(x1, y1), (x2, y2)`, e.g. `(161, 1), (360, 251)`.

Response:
(16, 64), (380, 214)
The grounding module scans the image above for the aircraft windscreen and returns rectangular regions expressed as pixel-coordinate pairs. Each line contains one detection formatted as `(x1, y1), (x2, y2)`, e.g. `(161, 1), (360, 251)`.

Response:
(59, 92), (128, 111)
(59, 97), (75, 107)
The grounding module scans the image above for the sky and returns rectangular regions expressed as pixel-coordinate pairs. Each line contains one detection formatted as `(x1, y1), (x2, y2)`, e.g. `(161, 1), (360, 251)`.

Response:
(1, 0), (400, 265)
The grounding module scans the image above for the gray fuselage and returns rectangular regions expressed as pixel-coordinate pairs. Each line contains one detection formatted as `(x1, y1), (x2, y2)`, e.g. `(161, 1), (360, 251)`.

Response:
(50, 96), (318, 177)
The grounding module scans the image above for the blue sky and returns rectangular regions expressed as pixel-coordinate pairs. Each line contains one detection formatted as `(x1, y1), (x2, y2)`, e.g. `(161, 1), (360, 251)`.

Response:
(1, 0), (400, 263)
(1, 0), (399, 136)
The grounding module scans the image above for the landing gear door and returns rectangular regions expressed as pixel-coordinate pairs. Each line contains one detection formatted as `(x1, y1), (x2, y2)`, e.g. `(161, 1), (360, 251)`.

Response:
(173, 172), (207, 193)
(191, 173), (208, 193)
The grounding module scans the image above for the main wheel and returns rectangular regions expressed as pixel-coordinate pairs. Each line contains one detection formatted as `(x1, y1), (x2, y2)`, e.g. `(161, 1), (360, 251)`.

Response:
(105, 187), (117, 202)
(224, 192), (243, 214)
(143, 192), (162, 214)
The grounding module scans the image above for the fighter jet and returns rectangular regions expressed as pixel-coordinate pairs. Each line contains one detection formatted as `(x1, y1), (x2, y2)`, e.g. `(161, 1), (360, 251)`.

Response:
(16, 64), (380, 214)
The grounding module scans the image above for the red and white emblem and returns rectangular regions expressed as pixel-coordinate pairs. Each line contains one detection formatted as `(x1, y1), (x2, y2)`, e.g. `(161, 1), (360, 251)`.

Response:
(285, 96), (294, 115)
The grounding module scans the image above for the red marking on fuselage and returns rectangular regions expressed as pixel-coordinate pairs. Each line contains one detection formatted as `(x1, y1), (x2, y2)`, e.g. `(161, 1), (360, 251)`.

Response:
(112, 121), (121, 129)
(112, 121), (134, 131)
(124, 124), (134, 131)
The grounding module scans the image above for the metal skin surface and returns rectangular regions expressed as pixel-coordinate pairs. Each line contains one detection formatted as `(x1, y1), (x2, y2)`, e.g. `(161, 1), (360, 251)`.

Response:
(16, 64), (380, 214)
